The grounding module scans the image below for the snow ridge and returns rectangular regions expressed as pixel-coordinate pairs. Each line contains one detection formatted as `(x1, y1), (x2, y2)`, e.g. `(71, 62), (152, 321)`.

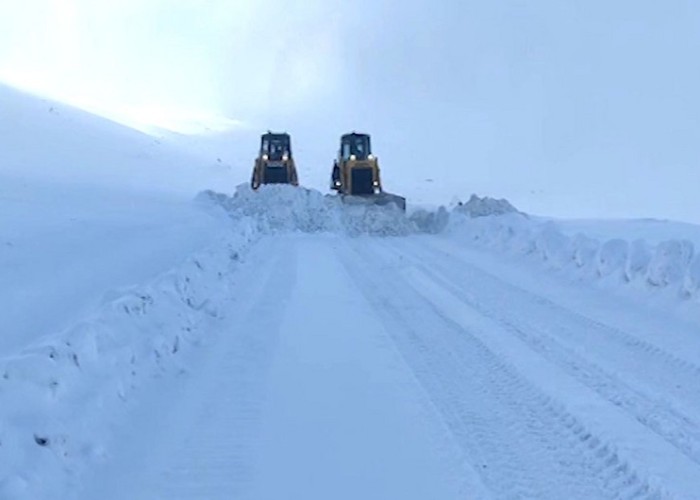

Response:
(444, 211), (700, 304)
(0, 220), (258, 499)
(199, 184), (417, 237)
(405, 194), (700, 307)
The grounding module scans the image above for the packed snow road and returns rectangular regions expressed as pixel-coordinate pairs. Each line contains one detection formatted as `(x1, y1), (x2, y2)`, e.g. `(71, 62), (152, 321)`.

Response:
(78, 233), (700, 500)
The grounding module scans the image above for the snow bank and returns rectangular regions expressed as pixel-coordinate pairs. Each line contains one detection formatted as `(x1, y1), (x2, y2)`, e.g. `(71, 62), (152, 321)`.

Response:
(200, 184), (417, 237)
(0, 180), (228, 356)
(408, 194), (521, 235)
(453, 194), (521, 218)
(0, 220), (257, 499)
(442, 202), (700, 304)
(409, 207), (450, 234)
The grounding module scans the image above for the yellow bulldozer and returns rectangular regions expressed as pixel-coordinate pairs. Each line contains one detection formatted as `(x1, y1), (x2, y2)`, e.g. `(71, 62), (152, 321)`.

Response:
(251, 131), (299, 189)
(330, 132), (406, 210)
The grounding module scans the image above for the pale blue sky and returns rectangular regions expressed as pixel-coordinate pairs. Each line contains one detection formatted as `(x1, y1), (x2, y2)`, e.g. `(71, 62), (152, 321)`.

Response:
(1, 1), (698, 220)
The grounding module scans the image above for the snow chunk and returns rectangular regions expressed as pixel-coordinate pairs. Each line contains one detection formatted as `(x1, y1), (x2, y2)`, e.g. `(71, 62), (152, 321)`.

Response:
(409, 207), (450, 234)
(570, 234), (599, 270)
(647, 240), (694, 287)
(597, 239), (628, 278)
(534, 223), (572, 268)
(453, 194), (521, 218)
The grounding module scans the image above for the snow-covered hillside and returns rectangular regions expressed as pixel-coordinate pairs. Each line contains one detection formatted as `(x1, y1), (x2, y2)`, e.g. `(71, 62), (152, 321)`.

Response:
(0, 84), (235, 193)
(0, 84), (240, 354)
(2, 85), (700, 499)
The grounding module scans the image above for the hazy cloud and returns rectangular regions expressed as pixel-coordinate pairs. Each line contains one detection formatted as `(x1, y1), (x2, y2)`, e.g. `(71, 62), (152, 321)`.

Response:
(1, 0), (699, 220)
(0, 0), (345, 131)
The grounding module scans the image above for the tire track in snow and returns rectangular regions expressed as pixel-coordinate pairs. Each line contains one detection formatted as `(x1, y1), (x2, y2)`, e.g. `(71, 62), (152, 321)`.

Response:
(389, 238), (700, 467)
(338, 240), (656, 499)
(153, 245), (297, 500)
(84, 238), (299, 500)
(417, 238), (700, 400)
(245, 235), (480, 500)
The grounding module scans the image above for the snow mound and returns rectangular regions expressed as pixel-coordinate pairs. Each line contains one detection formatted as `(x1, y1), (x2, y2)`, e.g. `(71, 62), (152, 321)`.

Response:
(0, 220), (258, 499)
(409, 206), (451, 234)
(407, 194), (523, 239)
(445, 209), (700, 305)
(453, 194), (521, 218)
(646, 240), (694, 288)
(198, 184), (417, 237)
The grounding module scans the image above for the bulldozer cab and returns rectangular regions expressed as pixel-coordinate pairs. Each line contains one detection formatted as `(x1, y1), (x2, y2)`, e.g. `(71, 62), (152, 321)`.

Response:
(331, 131), (405, 210)
(340, 133), (371, 161)
(333, 132), (380, 196)
(260, 133), (292, 161)
(251, 131), (299, 189)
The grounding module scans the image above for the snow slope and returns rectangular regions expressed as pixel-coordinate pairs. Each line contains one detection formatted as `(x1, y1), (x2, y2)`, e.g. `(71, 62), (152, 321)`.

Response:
(0, 84), (239, 355)
(0, 84), (233, 193)
(0, 84), (253, 496)
(0, 179), (230, 354)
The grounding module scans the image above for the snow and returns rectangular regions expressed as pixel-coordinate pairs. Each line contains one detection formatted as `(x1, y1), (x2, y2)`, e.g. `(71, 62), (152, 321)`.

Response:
(0, 83), (243, 353)
(3, 85), (700, 499)
(201, 183), (416, 237)
(0, 83), (252, 497)
(440, 202), (700, 310)
(0, 180), (229, 355)
(551, 217), (700, 250)
(453, 194), (521, 218)
(78, 235), (480, 500)
(0, 221), (257, 498)
(0, 84), (234, 194)
(381, 238), (700, 498)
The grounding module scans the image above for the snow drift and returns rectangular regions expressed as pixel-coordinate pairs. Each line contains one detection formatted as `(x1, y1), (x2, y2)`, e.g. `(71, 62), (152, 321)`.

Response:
(200, 184), (417, 237)
(439, 197), (700, 305)
(0, 220), (257, 499)
(453, 194), (521, 218)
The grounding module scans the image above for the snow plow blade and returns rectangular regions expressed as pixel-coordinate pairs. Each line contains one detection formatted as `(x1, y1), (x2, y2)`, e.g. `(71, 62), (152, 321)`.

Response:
(341, 192), (406, 211)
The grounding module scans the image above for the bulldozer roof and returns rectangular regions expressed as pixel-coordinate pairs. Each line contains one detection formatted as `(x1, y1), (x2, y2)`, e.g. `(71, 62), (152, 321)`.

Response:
(263, 131), (290, 139)
(341, 132), (370, 140)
